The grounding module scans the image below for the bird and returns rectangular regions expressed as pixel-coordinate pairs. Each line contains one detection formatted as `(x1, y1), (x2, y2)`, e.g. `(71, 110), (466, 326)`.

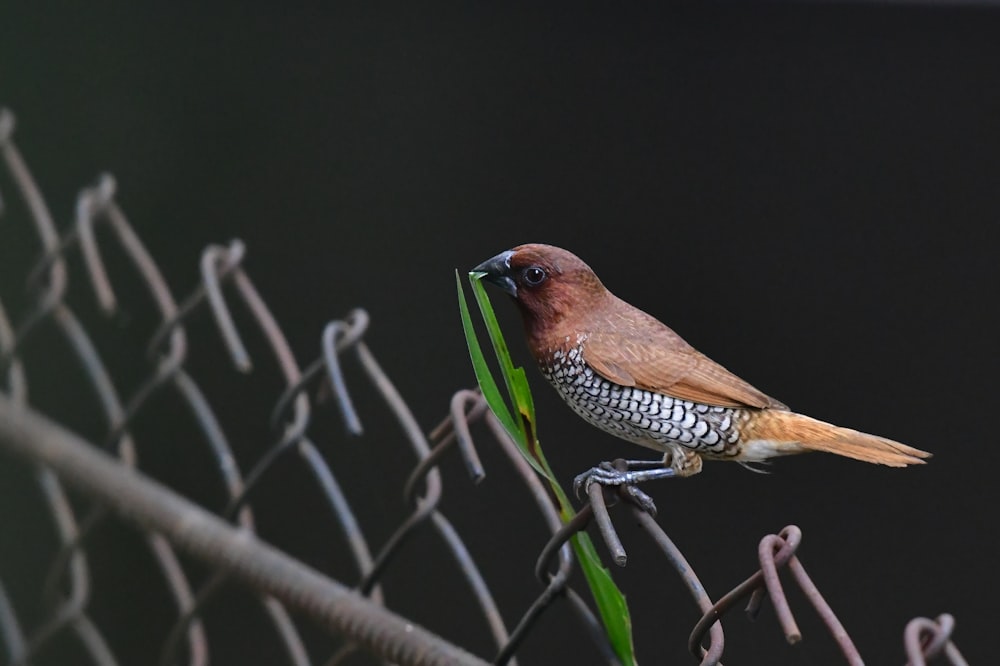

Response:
(473, 243), (930, 511)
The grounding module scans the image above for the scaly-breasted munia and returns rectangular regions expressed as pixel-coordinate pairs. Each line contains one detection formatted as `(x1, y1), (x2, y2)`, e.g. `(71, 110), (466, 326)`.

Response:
(474, 244), (929, 505)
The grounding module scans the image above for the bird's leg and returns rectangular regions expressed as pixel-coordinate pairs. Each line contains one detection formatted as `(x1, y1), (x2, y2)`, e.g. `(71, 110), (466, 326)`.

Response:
(573, 459), (676, 516)
(573, 460), (677, 488)
(573, 450), (703, 516)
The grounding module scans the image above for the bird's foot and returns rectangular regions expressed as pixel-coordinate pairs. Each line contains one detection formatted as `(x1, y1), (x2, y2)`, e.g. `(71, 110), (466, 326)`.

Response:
(573, 459), (676, 516)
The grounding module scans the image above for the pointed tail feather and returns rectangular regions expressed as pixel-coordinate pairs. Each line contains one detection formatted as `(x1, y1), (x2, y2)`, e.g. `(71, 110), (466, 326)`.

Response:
(742, 411), (931, 467)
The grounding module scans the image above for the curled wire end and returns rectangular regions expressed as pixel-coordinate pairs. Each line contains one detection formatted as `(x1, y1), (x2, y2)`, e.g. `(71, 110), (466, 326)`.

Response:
(344, 308), (369, 336)
(94, 173), (117, 203)
(76, 175), (120, 314)
(321, 319), (364, 436)
(758, 529), (802, 645)
(448, 390), (486, 484)
(201, 240), (252, 373)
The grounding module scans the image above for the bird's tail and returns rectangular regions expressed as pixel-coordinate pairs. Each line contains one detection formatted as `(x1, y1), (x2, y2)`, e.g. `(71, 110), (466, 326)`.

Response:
(741, 410), (931, 467)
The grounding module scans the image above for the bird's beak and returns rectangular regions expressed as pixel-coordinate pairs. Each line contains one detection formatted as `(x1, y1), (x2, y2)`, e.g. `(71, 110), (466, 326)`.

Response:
(473, 250), (517, 297)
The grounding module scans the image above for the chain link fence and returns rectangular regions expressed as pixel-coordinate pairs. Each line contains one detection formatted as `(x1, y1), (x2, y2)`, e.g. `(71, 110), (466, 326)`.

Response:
(0, 108), (967, 665)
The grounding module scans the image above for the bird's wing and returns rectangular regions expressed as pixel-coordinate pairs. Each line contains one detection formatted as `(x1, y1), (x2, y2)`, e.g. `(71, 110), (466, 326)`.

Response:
(582, 313), (787, 410)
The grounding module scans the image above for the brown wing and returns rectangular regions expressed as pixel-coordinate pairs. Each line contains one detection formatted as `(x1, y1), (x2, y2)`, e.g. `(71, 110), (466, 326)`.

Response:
(582, 308), (787, 410)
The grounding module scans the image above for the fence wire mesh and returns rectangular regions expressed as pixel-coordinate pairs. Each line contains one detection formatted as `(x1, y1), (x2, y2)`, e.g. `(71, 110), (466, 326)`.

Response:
(0, 108), (967, 666)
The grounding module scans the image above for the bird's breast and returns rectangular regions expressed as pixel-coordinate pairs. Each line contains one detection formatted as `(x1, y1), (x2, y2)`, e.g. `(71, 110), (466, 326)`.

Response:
(538, 343), (746, 457)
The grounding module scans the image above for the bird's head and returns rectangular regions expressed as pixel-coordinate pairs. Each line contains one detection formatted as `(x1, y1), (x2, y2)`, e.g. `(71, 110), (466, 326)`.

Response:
(473, 243), (608, 340)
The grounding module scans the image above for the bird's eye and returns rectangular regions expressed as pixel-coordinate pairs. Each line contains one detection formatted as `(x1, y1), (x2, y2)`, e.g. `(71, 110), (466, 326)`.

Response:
(522, 266), (547, 286)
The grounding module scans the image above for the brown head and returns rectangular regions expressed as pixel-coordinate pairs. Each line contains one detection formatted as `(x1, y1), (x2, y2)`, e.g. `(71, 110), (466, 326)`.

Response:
(473, 243), (610, 348)
(474, 244), (796, 411)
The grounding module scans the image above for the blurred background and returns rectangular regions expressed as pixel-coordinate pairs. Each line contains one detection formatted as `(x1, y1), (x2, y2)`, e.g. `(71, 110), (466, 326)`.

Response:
(2, 2), (998, 664)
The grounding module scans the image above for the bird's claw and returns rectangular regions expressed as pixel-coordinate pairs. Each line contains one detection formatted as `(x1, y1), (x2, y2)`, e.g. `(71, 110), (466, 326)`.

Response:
(573, 461), (625, 497)
(620, 484), (658, 516)
(574, 461), (669, 516)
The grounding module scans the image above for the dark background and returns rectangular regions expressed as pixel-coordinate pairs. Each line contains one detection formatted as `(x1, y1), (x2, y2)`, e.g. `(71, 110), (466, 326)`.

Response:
(2, 2), (998, 664)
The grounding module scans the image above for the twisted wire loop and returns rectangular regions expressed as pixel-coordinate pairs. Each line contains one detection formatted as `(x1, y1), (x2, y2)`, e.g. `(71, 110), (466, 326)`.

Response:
(0, 107), (970, 666)
(686, 526), (862, 665)
(904, 614), (968, 666)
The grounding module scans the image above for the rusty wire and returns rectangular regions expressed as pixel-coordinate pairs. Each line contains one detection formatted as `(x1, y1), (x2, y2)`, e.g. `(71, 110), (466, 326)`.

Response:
(0, 107), (969, 665)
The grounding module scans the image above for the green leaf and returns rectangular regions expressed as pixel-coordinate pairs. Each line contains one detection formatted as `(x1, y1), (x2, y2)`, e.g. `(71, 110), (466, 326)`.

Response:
(456, 270), (519, 440)
(469, 276), (523, 421)
(457, 270), (637, 666)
